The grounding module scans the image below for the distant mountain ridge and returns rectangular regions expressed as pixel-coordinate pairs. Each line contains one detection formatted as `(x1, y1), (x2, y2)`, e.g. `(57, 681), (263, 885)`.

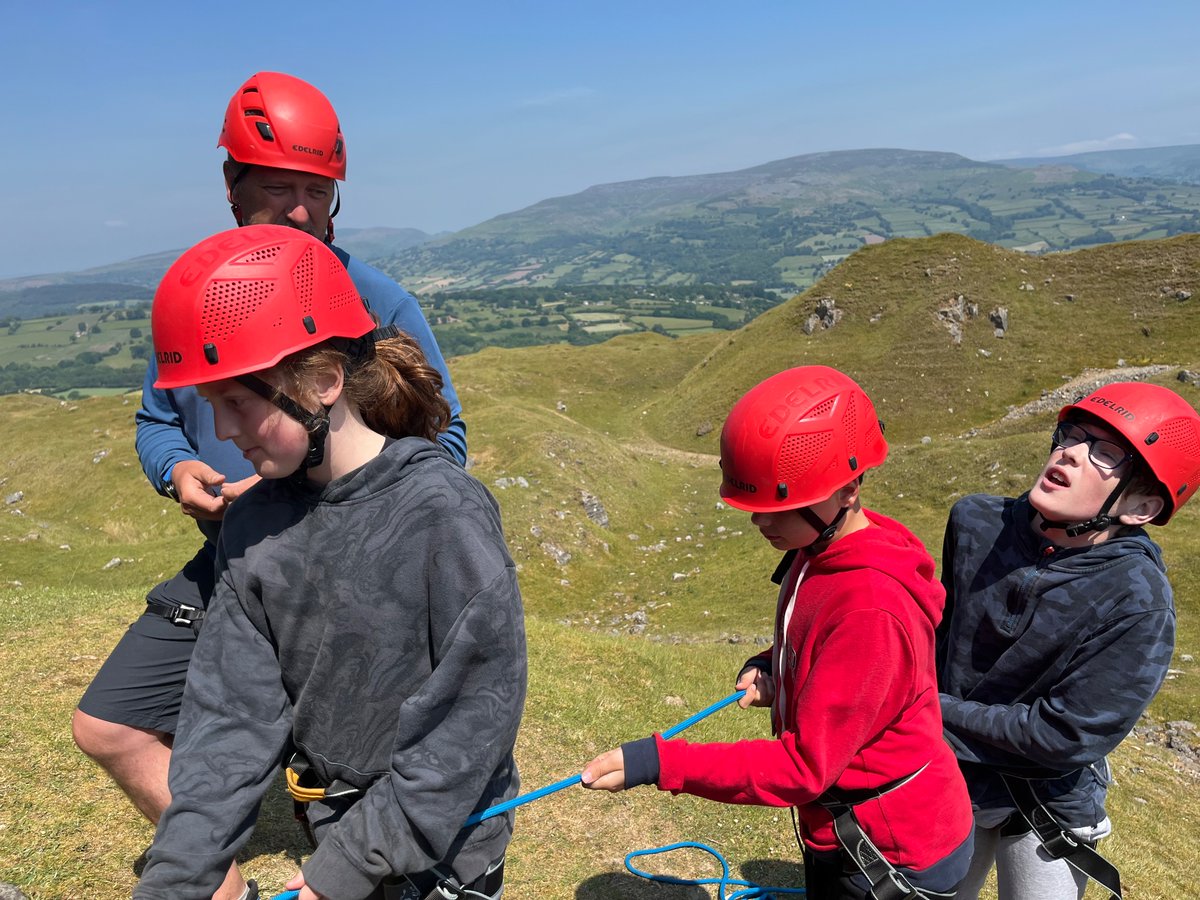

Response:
(376, 145), (1200, 294)
(6, 145), (1200, 316)
(1001, 144), (1200, 184)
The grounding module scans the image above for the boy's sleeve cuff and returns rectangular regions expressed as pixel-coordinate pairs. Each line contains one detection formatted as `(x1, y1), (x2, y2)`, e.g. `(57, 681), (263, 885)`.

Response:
(621, 736), (661, 788)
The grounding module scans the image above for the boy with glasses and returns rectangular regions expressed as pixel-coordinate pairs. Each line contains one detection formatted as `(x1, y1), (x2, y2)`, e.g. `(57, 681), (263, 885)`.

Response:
(936, 381), (1200, 899)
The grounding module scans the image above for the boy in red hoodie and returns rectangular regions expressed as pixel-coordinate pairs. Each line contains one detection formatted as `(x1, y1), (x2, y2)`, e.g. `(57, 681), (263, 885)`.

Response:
(583, 365), (974, 899)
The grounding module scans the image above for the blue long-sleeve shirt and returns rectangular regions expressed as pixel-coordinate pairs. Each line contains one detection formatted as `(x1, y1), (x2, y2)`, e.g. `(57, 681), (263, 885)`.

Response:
(135, 247), (467, 531)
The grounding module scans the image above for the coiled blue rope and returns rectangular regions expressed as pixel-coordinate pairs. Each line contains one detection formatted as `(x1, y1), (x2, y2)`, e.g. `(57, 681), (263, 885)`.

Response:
(270, 690), (751, 899)
(626, 841), (806, 899)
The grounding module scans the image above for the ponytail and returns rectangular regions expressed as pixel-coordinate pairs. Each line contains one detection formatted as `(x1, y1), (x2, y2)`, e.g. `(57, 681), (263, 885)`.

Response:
(277, 330), (451, 443)
(348, 335), (451, 442)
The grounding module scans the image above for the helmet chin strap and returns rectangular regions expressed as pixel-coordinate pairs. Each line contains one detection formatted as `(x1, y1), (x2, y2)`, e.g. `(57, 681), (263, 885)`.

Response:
(1038, 470), (1133, 538)
(798, 505), (849, 551)
(326, 182), (341, 244)
(235, 375), (331, 477)
(228, 163), (249, 226)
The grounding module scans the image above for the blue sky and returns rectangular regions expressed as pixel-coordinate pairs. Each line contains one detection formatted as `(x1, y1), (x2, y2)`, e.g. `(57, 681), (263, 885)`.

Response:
(4, 0), (1200, 279)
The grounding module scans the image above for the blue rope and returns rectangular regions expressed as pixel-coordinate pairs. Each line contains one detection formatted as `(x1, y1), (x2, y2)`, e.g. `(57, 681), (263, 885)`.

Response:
(270, 690), (748, 898)
(625, 841), (806, 899)
(463, 689), (746, 826)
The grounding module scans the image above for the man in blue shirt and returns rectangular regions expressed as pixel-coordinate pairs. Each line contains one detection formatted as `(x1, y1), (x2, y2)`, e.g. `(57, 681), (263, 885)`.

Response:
(72, 72), (466, 900)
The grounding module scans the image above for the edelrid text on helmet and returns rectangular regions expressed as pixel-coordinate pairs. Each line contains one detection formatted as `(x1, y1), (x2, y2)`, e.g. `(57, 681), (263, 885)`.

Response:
(757, 372), (847, 440)
(1060, 381), (1200, 524)
(719, 366), (887, 514)
(151, 224), (373, 390)
(218, 72), (347, 181)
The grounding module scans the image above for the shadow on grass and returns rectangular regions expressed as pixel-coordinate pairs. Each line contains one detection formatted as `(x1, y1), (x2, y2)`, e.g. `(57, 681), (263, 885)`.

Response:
(576, 858), (805, 898)
(577, 872), (709, 899)
(241, 773), (311, 864)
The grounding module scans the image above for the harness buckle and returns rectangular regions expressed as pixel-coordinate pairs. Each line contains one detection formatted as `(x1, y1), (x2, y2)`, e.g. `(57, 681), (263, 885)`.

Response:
(170, 604), (203, 627)
(1042, 829), (1080, 859)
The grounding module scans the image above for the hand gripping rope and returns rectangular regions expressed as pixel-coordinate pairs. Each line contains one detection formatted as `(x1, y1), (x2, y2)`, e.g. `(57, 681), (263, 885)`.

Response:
(271, 690), (804, 899)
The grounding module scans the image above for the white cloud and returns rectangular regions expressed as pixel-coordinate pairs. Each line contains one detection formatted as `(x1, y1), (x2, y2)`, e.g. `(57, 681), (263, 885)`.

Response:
(1033, 133), (1139, 157)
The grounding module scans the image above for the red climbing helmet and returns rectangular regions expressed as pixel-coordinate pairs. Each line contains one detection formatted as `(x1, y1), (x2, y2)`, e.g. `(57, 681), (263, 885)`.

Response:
(218, 72), (347, 180)
(719, 366), (888, 513)
(1060, 381), (1200, 523)
(152, 224), (373, 389)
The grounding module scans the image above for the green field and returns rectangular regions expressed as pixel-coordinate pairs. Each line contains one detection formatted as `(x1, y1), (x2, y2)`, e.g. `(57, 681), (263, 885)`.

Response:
(0, 286), (771, 398)
(3, 233), (1199, 898)
(0, 309), (149, 367)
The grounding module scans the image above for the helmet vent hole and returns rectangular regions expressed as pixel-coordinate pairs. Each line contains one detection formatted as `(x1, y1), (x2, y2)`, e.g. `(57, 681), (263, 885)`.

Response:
(841, 393), (859, 457)
(1157, 418), (1200, 494)
(1159, 418), (1200, 459)
(325, 257), (359, 312)
(293, 247), (316, 318)
(806, 397), (837, 420)
(255, 122), (275, 142)
(239, 244), (284, 264)
(778, 432), (832, 484)
(201, 280), (276, 342)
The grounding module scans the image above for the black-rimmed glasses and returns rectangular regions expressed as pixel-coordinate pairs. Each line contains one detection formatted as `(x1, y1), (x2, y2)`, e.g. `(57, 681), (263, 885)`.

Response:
(1050, 422), (1134, 470)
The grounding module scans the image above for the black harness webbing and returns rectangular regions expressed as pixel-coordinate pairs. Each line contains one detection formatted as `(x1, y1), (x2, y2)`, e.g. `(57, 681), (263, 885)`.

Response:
(1001, 774), (1122, 899)
(399, 861), (505, 899)
(145, 598), (204, 629)
(814, 766), (955, 900)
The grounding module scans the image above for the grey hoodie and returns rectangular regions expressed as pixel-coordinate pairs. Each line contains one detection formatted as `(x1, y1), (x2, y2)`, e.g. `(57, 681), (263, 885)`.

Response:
(136, 437), (527, 899)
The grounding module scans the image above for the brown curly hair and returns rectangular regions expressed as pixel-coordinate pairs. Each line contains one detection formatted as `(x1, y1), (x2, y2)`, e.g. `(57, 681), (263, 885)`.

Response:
(275, 328), (451, 442)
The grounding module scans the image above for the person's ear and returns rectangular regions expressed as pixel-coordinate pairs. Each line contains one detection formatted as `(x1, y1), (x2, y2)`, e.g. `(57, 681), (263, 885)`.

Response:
(312, 364), (344, 407)
(838, 477), (862, 509)
(223, 160), (239, 200)
(1117, 491), (1165, 527)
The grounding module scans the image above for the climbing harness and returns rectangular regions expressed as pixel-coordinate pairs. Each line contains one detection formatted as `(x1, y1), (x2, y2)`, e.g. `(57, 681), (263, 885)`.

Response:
(1001, 774), (1121, 899)
(814, 765), (954, 900)
(284, 752), (363, 850)
(273, 691), (750, 899)
(272, 859), (503, 900)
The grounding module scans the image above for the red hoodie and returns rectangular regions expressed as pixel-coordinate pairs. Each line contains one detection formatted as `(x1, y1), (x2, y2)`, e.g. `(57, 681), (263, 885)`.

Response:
(655, 509), (972, 870)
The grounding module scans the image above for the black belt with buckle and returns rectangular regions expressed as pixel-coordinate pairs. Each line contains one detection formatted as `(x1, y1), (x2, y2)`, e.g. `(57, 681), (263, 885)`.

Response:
(146, 598), (205, 628)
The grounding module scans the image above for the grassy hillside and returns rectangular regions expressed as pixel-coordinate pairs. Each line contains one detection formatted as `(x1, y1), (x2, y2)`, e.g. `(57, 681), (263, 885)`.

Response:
(647, 232), (1200, 449)
(2, 232), (1199, 898)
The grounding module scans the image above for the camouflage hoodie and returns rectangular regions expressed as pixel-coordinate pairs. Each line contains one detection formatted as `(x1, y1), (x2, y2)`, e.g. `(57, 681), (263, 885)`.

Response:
(936, 492), (1175, 827)
(136, 437), (527, 899)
